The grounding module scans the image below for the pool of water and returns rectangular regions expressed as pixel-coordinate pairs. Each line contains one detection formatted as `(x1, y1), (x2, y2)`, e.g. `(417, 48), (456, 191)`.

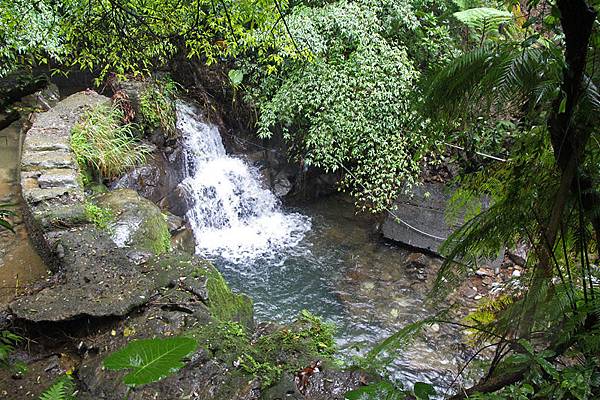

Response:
(200, 195), (470, 393)
(0, 120), (48, 305)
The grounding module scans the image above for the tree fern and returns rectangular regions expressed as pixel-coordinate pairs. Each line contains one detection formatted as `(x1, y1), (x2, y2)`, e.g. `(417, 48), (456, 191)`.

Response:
(453, 7), (513, 37)
(38, 376), (76, 400)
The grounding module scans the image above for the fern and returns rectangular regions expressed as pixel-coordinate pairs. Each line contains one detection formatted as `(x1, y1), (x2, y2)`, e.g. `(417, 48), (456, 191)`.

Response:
(39, 376), (76, 400)
(453, 7), (513, 35)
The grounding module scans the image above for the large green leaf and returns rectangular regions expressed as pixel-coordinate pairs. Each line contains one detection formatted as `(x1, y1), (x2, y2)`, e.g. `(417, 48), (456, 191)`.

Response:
(103, 337), (198, 386)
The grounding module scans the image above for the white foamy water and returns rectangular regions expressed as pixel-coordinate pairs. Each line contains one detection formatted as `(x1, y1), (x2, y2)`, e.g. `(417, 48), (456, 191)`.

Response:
(176, 101), (311, 263)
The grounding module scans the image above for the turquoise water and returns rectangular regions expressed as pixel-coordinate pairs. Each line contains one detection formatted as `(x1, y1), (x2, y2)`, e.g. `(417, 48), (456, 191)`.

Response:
(202, 196), (470, 393)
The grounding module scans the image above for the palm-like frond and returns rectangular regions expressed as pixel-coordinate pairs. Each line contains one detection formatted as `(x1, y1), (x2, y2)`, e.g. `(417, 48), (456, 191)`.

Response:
(424, 44), (562, 120)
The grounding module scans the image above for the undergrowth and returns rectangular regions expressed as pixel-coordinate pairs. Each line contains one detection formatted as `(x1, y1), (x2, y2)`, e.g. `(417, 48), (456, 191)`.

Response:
(139, 77), (178, 138)
(83, 202), (113, 229)
(0, 330), (26, 374)
(38, 375), (77, 400)
(71, 103), (152, 179)
(187, 310), (337, 388)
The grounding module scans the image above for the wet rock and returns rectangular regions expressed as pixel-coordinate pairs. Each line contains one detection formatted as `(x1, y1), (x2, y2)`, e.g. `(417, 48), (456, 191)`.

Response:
(263, 370), (372, 400)
(94, 189), (171, 255)
(507, 251), (526, 267)
(172, 227), (196, 254)
(160, 184), (191, 217)
(273, 171), (292, 197)
(111, 152), (180, 203)
(405, 252), (428, 269)
(475, 267), (493, 277)
(9, 226), (154, 322)
(164, 211), (185, 233)
(382, 182), (457, 253)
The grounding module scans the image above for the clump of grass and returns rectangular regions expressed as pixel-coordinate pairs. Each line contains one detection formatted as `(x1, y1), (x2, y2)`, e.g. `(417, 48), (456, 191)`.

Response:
(84, 201), (113, 229)
(71, 103), (153, 179)
(139, 77), (178, 138)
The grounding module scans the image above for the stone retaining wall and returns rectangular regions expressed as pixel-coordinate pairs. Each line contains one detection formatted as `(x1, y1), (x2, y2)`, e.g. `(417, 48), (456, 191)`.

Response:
(19, 91), (109, 271)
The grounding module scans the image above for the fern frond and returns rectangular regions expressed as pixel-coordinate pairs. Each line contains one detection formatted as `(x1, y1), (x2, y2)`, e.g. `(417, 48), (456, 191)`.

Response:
(453, 7), (513, 34)
(425, 45), (562, 120)
(39, 376), (76, 400)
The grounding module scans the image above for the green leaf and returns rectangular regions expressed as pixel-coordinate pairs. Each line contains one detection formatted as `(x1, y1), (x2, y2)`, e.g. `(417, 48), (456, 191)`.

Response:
(103, 337), (198, 386)
(453, 8), (513, 33)
(414, 382), (436, 400)
(228, 69), (244, 87)
(39, 375), (76, 400)
(559, 97), (567, 114)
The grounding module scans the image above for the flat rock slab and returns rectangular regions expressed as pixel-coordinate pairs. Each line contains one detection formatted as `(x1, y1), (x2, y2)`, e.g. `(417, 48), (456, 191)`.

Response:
(10, 226), (153, 322)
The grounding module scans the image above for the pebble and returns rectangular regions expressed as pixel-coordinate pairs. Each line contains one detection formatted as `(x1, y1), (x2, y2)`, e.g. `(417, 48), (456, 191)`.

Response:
(512, 270), (522, 277)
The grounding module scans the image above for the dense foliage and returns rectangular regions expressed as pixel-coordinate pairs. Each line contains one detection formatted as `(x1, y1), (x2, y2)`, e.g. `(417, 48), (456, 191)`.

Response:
(0, 0), (293, 80)
(423, 0), (600, 398)
(2, 0), (600, 398)
(250, 0), (458, 211)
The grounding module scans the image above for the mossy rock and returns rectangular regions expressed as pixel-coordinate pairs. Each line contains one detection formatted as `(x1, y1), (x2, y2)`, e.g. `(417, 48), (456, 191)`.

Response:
(146, 251), (254, 330)
(94, 189), (171, 254)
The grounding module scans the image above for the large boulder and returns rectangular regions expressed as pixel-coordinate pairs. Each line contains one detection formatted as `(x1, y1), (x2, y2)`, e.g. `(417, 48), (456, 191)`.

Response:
(111, 152), (180, 204)
(9, 226), (154, 322)
(94, 189), (171, 254)
(381, 182), (458, 253)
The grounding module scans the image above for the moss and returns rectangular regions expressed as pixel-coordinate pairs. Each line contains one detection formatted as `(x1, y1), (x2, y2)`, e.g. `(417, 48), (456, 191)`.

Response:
(205, 266), (254, 329)
(84, 201), (113, 229)
(150, 214), (172, 254)
(186, 310), (338, 389)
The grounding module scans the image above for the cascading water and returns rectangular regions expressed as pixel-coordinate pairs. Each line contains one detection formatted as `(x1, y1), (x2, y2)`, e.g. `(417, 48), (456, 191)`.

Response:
(176, 101), (311, 263)
(175, 100), (471, 396)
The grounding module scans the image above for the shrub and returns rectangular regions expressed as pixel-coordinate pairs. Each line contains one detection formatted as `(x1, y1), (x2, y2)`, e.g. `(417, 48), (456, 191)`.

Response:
(71, 103), (153, 179)
(138, 78), (178, 137)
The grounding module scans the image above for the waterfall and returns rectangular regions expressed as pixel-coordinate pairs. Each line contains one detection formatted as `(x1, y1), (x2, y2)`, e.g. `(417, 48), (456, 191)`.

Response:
(176, 101), (311, 264)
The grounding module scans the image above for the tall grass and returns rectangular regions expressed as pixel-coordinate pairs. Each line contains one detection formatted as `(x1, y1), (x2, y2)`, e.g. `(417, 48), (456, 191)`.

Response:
(71, 103), (153, 179)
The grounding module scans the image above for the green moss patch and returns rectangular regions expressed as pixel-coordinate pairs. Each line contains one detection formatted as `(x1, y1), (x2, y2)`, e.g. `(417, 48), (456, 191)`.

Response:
(187, 310), (337, 389)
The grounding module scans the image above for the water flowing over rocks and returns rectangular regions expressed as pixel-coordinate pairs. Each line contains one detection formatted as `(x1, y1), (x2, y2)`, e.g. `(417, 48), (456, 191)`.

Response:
(175, 100), (311, 263)
(3, 89), (370, 400)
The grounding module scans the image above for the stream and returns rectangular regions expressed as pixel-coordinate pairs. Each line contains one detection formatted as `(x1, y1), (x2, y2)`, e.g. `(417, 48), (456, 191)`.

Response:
(176, 102), (470, 393)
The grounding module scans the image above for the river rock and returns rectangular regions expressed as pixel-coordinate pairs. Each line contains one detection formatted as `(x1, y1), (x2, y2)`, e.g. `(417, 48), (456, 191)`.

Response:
(9, 226), (154, 322)
(382, 182), (457, 253)
(111, 152), (180, 203)
(94, 189), (171, 254)
(172, 227), (196, 254)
